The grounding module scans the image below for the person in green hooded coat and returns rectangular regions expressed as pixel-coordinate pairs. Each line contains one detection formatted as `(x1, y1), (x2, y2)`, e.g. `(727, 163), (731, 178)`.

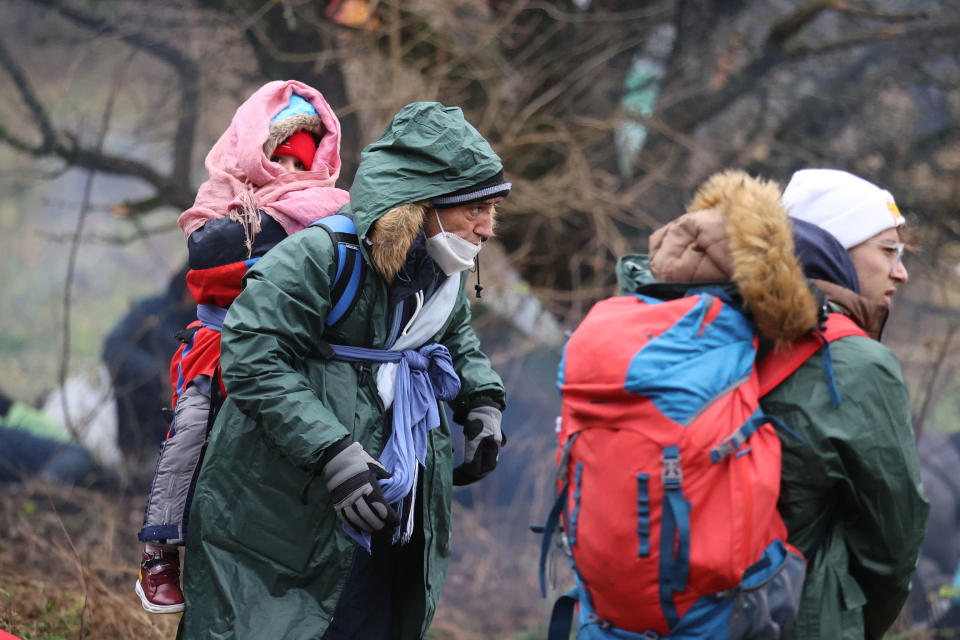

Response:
(176, 102), (509, 640)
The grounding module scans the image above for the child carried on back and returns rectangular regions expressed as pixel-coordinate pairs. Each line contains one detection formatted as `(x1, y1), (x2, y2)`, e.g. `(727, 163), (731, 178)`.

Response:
(134, 79), (350, 614)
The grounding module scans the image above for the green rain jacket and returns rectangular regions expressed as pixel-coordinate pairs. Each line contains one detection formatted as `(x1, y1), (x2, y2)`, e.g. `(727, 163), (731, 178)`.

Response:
(178, 103), (506, 640)
(616, 171), (928, 640)
(763, 328), (926, 640)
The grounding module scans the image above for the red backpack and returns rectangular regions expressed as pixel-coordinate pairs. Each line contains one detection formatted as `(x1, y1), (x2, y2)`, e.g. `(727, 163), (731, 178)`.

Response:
(537, 290), (865, 639)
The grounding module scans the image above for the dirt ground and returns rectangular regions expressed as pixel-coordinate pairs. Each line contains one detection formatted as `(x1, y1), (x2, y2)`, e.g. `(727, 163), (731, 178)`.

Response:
(0, 483), (553, 640)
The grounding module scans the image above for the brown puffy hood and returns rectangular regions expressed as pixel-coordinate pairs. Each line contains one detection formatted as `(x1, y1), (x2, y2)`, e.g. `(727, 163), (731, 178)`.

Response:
(649, 170), (818, 346)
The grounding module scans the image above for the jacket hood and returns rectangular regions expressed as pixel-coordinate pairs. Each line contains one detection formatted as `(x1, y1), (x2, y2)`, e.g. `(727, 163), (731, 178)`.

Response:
(349, 102), (503, 280)
(810, 279), (888, 340)
(791, 217), (860, 294)
(649, 170), (818, 346)
(789, 217), (889, 339)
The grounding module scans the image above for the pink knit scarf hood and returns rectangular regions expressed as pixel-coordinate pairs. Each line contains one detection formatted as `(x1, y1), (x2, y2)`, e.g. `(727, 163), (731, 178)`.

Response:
(178, 80), (351, 239)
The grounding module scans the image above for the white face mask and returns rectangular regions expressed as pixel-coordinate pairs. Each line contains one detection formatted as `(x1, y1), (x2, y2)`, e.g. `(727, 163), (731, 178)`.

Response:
(424, 209), (482, 276)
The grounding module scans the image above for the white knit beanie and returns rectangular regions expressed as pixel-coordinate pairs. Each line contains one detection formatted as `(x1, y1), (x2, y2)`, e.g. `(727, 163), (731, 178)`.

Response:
(781, 168), (905, 249)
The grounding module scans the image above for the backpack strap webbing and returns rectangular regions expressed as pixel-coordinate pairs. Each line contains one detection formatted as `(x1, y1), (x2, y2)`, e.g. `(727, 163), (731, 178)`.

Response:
(310, 214), (365, 328)
(757, 313), (867, 397)
(546, 587), (579, 640)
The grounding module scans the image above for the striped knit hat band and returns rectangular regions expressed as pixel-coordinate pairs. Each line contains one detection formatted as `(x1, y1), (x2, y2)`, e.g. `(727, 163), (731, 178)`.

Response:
(430, 170), (511, 208)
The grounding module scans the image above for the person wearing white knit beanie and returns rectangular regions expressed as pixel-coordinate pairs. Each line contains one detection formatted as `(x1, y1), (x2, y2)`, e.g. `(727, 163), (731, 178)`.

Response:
(774, 169), (925, 640)
(782, 168), (909, 307)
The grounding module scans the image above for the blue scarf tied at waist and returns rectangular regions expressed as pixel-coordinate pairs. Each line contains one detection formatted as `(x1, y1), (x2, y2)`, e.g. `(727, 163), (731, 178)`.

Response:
(326, 342), (460, 550)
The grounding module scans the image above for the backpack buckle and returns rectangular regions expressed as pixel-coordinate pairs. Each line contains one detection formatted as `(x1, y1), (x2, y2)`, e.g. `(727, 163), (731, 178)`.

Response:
(710, 437), (738, 463)
(661, 450), (682, 487)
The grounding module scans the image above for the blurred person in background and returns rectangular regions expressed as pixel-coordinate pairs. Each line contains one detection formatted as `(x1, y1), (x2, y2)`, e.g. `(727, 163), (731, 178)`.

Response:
(101, 264), (195, 462)
(906, 428), (960, 631)
(0, 384), (96, 485)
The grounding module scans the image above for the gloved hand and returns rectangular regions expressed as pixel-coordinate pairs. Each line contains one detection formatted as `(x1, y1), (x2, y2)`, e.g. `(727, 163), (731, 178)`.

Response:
(321, 438), (400, 532)
(453, 405), (506, 486)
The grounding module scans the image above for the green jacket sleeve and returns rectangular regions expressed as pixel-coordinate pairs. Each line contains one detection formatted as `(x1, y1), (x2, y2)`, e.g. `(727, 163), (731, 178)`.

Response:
(831, 338), (929, 639)
(440, 276), (505, 421)
(219, 228), (350, 471)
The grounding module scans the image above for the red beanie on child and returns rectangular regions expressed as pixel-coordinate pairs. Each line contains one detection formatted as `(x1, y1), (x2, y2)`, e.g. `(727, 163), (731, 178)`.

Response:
(272, 130), (316, 170)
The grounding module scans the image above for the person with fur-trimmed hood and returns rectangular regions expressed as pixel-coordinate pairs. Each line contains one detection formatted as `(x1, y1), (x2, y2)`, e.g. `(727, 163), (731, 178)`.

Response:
(176, 102), (509, 640)
(617, 169), (928, 640)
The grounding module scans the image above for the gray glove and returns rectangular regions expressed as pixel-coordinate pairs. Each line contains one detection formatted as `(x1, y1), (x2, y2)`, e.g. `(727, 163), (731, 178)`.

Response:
(321, 438), (399, 532)
(453, 405), (505, 486)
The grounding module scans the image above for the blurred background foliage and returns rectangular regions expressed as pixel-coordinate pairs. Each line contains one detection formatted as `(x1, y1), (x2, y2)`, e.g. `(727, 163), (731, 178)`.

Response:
(1, 0), (960, 637)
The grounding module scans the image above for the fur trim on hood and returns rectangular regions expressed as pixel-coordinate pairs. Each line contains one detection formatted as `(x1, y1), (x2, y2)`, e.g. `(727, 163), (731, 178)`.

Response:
(367, 203), (426, 281)
(650, 170), (818, 346)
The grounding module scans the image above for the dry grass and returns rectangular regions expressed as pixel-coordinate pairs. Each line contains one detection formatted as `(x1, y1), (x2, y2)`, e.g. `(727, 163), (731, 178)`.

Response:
(0, 481), (942, 640)
(0, 484), (180, 639)
(432, 504), (564, 640)
(0, 483), (560, 640)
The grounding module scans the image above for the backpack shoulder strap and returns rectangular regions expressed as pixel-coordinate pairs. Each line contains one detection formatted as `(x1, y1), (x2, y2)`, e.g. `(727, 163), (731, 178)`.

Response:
(758, 313), (867, 397)
(310, 214), (366, 328)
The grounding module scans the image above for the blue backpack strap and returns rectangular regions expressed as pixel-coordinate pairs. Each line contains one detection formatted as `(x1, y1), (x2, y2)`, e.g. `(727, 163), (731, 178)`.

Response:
(710, 409), (806, 464)
(659, 445), (690, 629)
(310, 214), (365, 328)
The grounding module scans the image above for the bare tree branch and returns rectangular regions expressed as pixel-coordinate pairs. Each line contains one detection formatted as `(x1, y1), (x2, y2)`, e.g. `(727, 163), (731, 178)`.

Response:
(0, 32), (192, 206)
(525, 0), (671, 24)
(0, 34), (57, 151)
(0, 0), (201, 211)
(509, 34), (647, 135)
(769, 0), (932, 48)
(25, 0), (200, 189)
(657, 1), (943, 136)
(788, 21), (960, 58)
(39, 220), (181, 246)
(825, 0), (933, 23)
